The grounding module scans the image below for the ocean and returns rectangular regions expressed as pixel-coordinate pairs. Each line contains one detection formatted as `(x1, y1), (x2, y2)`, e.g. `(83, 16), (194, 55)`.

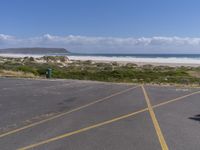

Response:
(1, 53), (200, 65)
(68, 53), (200, 65)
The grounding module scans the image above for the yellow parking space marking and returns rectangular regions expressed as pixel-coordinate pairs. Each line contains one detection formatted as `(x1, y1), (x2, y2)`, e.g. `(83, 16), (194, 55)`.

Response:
(18, 108), (148, 150)
(17, 87), (200, 150)
(142, 85), (169, 150)
(3, 84), (200, 150)
(0, 86), (139, 138)
(153, 90), (200, 108)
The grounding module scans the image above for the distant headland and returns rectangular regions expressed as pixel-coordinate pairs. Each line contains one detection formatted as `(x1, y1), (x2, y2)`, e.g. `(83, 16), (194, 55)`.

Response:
(0, 47), (69, 54)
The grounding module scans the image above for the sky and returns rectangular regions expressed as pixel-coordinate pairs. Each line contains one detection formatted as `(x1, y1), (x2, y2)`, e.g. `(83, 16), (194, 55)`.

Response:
(1, 0), (200, 53)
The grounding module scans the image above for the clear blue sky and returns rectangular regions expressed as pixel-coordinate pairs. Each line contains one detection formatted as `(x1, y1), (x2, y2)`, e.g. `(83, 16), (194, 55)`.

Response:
(1, 0), (200, 37)
(1, 0), (200, 53)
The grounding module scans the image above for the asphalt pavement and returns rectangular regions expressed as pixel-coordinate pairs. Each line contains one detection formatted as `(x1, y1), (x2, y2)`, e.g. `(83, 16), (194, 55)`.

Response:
(0, 78), (200, 150)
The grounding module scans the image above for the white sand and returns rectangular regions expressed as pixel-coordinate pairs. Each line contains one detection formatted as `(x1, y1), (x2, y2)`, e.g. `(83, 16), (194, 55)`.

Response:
(1, 53), (200, 67)
(68, 56), (200, 67)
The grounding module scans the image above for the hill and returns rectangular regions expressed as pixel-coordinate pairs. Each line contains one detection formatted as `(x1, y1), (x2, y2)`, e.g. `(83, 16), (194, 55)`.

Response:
(0, 48), (69, 54)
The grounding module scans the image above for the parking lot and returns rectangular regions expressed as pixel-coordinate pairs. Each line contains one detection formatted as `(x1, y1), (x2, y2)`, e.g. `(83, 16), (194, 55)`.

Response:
(0, 78), (200, 150)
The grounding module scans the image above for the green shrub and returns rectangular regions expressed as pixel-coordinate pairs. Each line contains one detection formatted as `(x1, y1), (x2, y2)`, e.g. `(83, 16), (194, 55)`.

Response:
(16, 66), (38, 75)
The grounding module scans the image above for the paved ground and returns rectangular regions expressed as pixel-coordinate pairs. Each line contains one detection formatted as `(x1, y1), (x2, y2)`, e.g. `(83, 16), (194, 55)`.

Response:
(0, 78), (200, 150)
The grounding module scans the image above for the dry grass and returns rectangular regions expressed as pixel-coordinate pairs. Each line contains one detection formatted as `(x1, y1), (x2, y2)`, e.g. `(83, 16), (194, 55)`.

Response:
(0, 70), (36, 78)
(188, 71), (200, 78)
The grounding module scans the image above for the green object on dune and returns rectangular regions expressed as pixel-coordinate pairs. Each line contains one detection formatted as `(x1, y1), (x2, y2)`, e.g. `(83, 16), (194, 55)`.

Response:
(46, 68), (52, 78)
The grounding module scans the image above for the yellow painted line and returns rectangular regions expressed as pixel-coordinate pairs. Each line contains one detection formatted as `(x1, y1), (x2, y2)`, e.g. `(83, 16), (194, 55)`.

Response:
(141, 85), (169, 150)
(0, 86), (139, 138)
(153, 90), (200, 108)
(17, 87), (200, 150)
(18, 108), (148, 150)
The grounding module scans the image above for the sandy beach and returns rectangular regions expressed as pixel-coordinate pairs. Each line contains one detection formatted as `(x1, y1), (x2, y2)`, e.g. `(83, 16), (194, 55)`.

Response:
(1, 53), (200, 67)
(68, 56), (200, 67)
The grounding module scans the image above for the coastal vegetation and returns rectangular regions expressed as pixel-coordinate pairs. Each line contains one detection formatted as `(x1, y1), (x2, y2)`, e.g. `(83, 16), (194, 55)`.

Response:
(0, 56), (200, 86)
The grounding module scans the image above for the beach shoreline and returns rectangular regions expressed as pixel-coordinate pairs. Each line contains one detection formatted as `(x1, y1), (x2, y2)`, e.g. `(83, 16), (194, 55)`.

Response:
(0, 53), (200, 67)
